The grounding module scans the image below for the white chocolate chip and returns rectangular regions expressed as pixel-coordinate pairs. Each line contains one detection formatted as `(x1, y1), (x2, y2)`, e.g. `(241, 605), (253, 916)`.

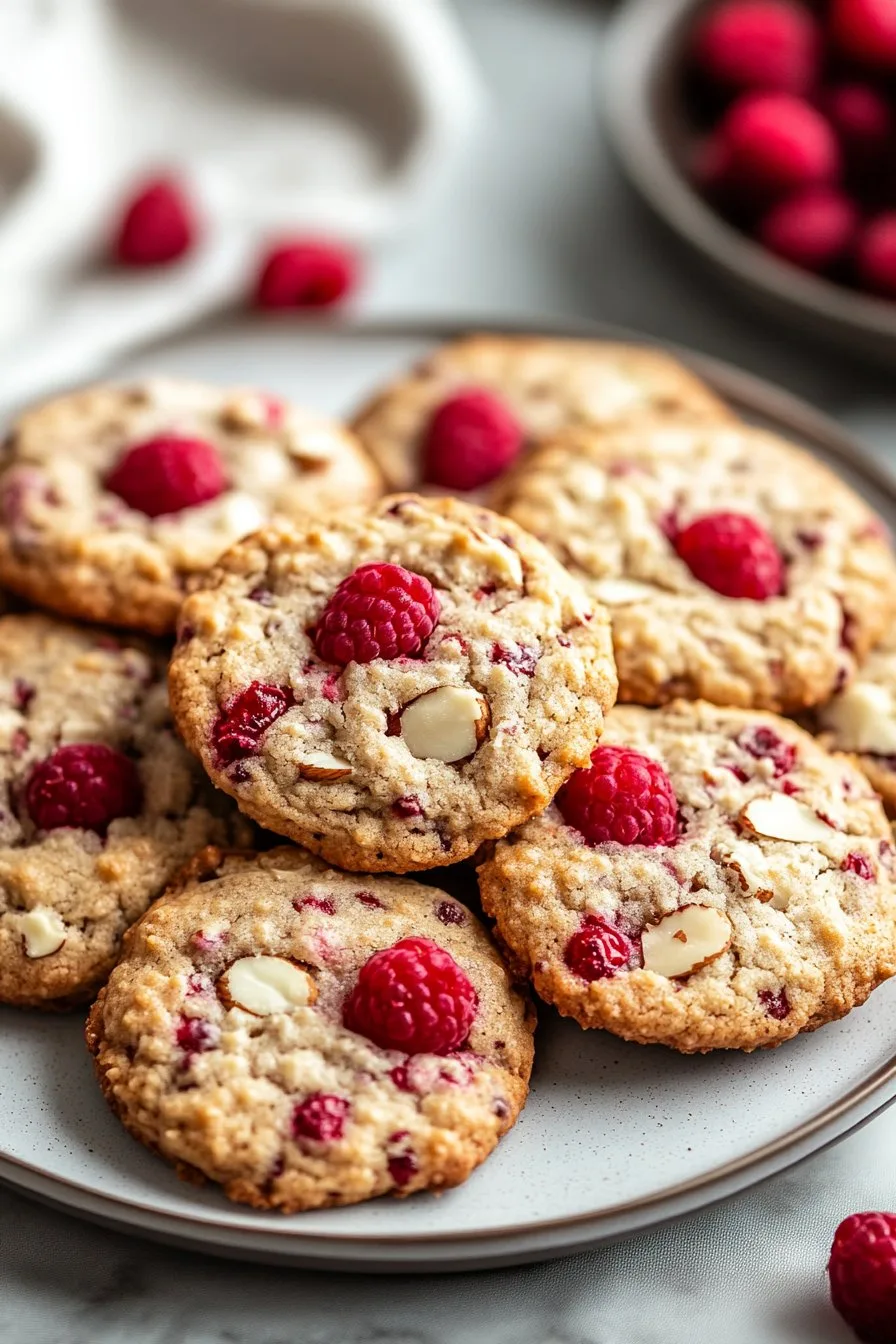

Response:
(592, 578), (655, 606)
(6, 907), (67, 959)
(286, 427), (338, 463)
(641, 906), (732, 979)
(218, 956), (317, 1016)
(220, 393), (271, 432)
(399, 686), (490, 763)
(219, 492), (266, 539)
(297, 749), (353, 781)
(741, 795), (835, 843)
(818, 681), (896, 755)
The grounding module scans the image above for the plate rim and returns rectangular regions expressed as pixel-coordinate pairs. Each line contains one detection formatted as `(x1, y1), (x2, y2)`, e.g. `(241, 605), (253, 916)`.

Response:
(4, 312), (896, 1266)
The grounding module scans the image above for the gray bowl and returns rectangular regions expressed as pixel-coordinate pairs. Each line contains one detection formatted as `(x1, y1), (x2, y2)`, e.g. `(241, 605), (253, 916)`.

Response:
(603, 0), (896, 368)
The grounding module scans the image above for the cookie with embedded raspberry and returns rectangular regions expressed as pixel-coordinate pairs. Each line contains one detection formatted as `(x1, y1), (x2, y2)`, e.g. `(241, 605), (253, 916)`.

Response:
(815, 630), (896, 818)
(0, 378), (381, 635)
(478, 701), (896, 1053)
(350, 334), (732, 494)
(496, 420), (896, 712)
(169, 493), (617, 872)
(0, 614), (251, 1007)
(87, 845), (535, 1212)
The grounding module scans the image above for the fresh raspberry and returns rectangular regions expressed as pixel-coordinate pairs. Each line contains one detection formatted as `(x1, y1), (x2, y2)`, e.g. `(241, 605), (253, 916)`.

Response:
(291, 1093), (350, 1143)
(758, 187), (858, 272)
(820, 84), (894, 182)
(106, 435), (228, 517)
(253, 238), (358, 310)
(737, 725), (797, 775)
(856, 213), (896, 298)
(842, 851), (875, 879)
(564, 916), (633, 981)
(314, 563), (440, 666)
(343, 936), (478, 1055)
(421, 390), (523, 491)
(112, 175), (197, 267)
(829, 1211), (896, 1343)
(25, 744), (142, 833)
(675, 511), (785, 599)
(719, 92), (841, 203)
(691, 1), (820, 95)
(557, 745), (679, 847)
(830, 0), (896, 69)
(211, 682), (295, 765)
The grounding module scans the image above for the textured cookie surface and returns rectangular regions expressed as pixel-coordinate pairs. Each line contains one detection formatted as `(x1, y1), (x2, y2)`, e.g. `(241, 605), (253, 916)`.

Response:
(496, 421), (896, 712)
(0, 614), (250, 1006)
(169, 493), (617, 872)
(87, 846), (535, 1213)
(479, 702), (896, 1053)
(351, 334), (731, 493)
(816, 632), (896, 817)
(0, 379), (381, 634)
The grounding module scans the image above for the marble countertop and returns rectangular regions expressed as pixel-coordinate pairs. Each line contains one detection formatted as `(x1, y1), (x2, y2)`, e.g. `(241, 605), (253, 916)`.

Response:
(3, 1), (895, 1340)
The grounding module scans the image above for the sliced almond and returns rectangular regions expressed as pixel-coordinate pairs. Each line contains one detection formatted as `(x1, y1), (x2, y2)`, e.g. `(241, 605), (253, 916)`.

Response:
(399, 686), (490, 763)
(741, 794), (835, 843)
(218, 956), (317, 1016)
(6, 907), (67, 959)
(592, 578), (655, 607)
(817, 681), (896, 755)
(717, 841), (776, 903)
(641, 906), (732, 979)
(297, 749), (353, 782)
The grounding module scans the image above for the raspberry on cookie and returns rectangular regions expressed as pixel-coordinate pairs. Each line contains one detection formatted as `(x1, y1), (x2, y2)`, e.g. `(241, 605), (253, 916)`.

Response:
(478, 701), (896, 1054)
(350, 334), (731, 495)
(815, 629), (896, 817)
(86, 846), (535, 1213)
(0, 378), (381, 634)
(496, 420), (896, 712)
(169, 494), (617, 872)
(0, 614), (251, 1007)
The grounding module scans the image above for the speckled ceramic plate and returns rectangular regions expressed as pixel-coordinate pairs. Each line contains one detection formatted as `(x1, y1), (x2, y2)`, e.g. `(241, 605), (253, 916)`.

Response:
(1, 318), (896, 1272)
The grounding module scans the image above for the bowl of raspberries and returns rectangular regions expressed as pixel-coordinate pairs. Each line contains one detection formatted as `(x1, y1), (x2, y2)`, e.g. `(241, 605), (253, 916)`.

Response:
(604, 0), (896, 364)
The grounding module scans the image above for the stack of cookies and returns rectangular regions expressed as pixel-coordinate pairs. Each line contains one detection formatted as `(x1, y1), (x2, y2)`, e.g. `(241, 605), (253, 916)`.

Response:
(2, 337), (895, 1215)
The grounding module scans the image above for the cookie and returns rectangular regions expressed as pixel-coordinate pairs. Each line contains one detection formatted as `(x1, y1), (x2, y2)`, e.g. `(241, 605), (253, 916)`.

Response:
(815, 631), (896, 817)
(351, 334), (731, 495)
(169, 493), (617, 873)
(86, 846), (535, 1212)
(0, 614), (251, 1007)
(478, 701), (896, 1054)
(0, 378), (382, 634)
(496, 420), (896, 712)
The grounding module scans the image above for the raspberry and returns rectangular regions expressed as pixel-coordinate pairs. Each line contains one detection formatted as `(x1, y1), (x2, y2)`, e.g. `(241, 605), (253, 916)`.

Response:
(564, 916), (633, 981)
(759, 987), (791, 1019)
(211, 682), (295, 765)
(291, 1093), (350, 1143)
(106, 435), (228, 517)
(856, 213), (896, 298)
(343, 936), (478, 1055)
(253, 238), (357, 310)
(25, 744), (142, 833)
(820, 84), (894, 181)
(175, 1016), (220, 1054)
(314, 563), (440, 666)
(737, 725), (797, 775)
(490, 642), (538, 677)
(387, 1133), (419, 1187)
(691, 1), (819, 95)
(421, 391), (523, 492)
(675, 511), (785, 599)
(842, 851), (875, 879)
(829, 1212), (896, 1343)
(719, 92), (841, 203)
(831, 0), (896, 69)
(758, 187), (858, 272)
(557, 745), (679, 847)
(112, 175), (197, 267)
